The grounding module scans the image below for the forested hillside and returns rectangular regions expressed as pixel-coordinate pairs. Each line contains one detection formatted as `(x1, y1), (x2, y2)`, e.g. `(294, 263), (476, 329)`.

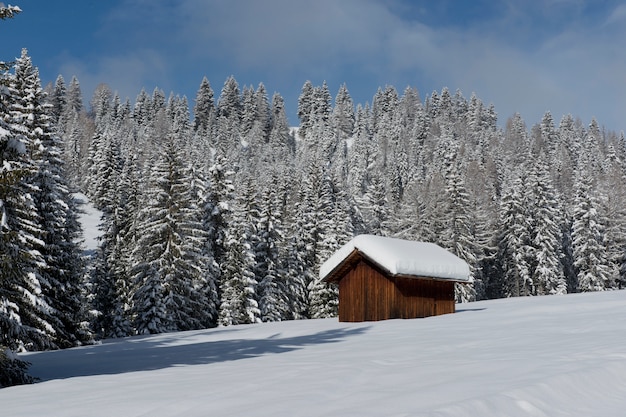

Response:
(2, 48), (626, 353)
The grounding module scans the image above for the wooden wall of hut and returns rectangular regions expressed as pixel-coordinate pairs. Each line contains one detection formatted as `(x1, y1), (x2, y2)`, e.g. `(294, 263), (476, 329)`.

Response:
(337, 259), (456, 322)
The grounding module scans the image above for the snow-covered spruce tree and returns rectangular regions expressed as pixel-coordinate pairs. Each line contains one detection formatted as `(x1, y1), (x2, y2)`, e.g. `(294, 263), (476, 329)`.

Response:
(65, 76), (83, 117)
(60, 110), (81, 183)
(204, 152), (234, 282)
(0, 346), (35, 388)
(13, 49), (90, 347)
(0, 50), (54, 351)
(332, 83), (355, 143)
(283, 162), (322, 319)
(436, 135), (478, 303)
(448, 183), (478, 302)
(215, 76), (243, 161)
(91, 154), (140, 338)
(497, 174), (533, 298)
(297, 80), (315, 139)
(0, 6), (38, 386)
(598, 142), (626, 290)
(362, 172), (389, 236)
(256, 170), (289, 322)
(462, 158), (499, 301)
(89, 230), (118, 338)
(241, 86), (270, 162)
(347, 104), (374, 199)
(187, 160), (220, 328)
(86, 106), (123, 208)
(240, 85), (256, 140)
(308, 168), (351, 318)
(371, 86), (400, 176)
(49, 74), (67, 126)
(267, 92), (294, 161)
(309, 172), (340, 318)
(256, 83), (272, 138)
(526, 154), (567, 295)
(218, 177), (261, 326)
(193, 76), (216, 135)
(131, 135), (213, 334)
(572, 171), (613, 292)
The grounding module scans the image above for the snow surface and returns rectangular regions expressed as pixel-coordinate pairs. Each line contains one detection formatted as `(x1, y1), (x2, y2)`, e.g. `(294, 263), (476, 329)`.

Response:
(3, 290), (626, 416)
(73, 193), (102, 252)
(319, 234), (471, 282)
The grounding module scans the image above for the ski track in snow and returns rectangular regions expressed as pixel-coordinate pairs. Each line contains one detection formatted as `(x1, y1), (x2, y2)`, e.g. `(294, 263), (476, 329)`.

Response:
(2, 290), (626, 416)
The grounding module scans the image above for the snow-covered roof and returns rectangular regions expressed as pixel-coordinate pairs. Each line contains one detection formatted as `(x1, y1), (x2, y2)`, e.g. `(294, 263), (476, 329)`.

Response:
(319, 234), (471, 283)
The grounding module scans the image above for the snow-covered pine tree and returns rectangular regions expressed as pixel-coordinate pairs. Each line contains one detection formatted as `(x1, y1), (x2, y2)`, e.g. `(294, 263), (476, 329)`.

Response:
(49, 74), (67, 125)
(131, 135), (213, 334)
(526, 154), (567, 295)
(218, 177), (261, 326)
(13, 49), (90, 347)
(308, 168), (348, 318)
(601, 141), (626, 290)
(93, 153), (139, 338)
(362, 172), (388, 236)
(0, 49), (53, 351)
(332, 83), (355, 143)
(254, 82), (271, 143)
(297, 80), (315, 139)
(256, 170), (289, 322)
(215, 76), (242, 160)
(497, 175), (533, 298)
(193, 76), (215, 135)
(267, 92), (294, 161)
(347, 104), (374, 198)
(572, 170), (613, 292)
(204, 152), (234, 281)
(436, 136), (478, 303)
(241, 85), (257, 139)
(65, 76), (83, 116)
(188, 160), (220, 328)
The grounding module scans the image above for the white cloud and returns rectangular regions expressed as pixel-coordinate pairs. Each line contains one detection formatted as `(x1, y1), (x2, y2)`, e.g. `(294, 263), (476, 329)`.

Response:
(83, 0), (626, 131)
(59, 49), (169, 105)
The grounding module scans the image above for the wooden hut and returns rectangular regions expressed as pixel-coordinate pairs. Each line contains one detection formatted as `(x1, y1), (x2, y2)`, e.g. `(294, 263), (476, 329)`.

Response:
(319, 235), (471, 322)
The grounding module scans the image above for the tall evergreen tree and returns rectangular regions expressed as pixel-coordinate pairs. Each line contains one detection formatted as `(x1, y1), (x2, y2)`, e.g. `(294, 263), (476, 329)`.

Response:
(572, 171), (613, 292)
(15, 50), (89, 347)
(527, 155), (567, 295)
(131, 136), (212, 334)
(498, 175), (532, 297)
(218, 178), (261, 326)
(1, 49), (53, 351)
(256, 171), (288, 322)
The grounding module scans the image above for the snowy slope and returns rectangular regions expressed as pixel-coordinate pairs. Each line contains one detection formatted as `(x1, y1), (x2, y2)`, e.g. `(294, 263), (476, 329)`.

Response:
(2, 290), (626, 416)
(73, 192), (102, 252)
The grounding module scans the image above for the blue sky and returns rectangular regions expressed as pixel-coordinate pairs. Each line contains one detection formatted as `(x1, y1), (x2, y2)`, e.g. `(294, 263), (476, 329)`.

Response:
(3, 0), (625, 132)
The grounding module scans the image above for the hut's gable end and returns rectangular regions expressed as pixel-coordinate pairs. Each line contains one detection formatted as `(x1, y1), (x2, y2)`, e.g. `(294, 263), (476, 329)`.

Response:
(338, 259), (397, 322)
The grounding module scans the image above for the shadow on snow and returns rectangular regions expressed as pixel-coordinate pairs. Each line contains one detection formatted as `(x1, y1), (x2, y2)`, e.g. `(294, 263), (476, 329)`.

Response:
(25, 325), (370, 382)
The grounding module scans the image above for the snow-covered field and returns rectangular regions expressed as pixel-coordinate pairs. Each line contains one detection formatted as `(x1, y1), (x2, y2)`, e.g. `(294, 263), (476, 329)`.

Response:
(2, 290), (626, 416)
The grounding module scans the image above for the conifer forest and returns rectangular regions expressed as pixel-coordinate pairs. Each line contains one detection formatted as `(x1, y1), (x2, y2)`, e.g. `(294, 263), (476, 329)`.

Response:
(2, 47), (626, 353)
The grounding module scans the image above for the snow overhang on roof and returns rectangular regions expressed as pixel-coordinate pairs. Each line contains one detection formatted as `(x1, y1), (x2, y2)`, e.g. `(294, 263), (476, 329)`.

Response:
(319, 234), (471, 283)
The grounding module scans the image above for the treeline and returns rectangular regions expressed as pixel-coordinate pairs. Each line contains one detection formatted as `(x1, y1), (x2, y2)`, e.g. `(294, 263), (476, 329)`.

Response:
(2, 49), (626, 352)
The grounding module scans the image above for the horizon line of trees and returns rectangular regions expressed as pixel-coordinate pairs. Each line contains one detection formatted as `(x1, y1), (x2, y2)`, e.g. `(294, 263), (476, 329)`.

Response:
(2, 48), (626, 359)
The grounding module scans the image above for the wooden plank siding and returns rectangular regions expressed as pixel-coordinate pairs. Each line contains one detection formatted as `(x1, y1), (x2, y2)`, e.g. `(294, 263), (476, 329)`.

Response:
(337, 259), (456, 322)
